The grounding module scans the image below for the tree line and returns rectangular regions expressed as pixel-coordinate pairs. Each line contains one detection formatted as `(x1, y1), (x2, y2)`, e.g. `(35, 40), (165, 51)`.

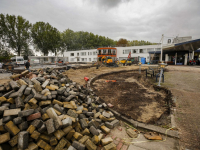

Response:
(0, 13), (155, 59)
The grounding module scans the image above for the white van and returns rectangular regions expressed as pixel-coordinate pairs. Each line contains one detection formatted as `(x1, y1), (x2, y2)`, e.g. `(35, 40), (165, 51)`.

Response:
(11, 56), (24, 65)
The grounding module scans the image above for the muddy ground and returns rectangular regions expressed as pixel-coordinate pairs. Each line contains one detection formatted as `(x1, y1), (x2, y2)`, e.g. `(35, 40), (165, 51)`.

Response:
(91, 71), (170, 124)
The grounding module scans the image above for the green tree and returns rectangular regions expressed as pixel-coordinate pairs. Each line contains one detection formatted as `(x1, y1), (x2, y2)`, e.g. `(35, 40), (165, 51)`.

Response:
(0, 14), (32, 56)
(31, 22), (61, 56)
(117, 38), (128, 47)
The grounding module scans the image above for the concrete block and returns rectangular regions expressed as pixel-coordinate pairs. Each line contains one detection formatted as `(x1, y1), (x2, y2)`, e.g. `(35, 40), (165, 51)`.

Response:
(72, 141), (85, 150)
(31, 130), (41, 140)
(104, 142), (116, 150)
(50, 136), (58, 146)
(105, 122), (113, 129)
(126, 128), (138, 138)
(15, 97), (24, 108)
(57, 87), (66, 95)
(101, 137), (113, 146)
(2, 90), (14, 99)
(62, 117), (72, 127)
(18, 131), (29, 149)
(9, 80), (19, 91)
(9, 134), (18, 147)
(13, 117), (23, 125)
(66, 129), (75, 140)
(18, 121), (28, 130)
(110, 119), (120, 127)
(63, 126), (73, 134)
(102, 111), (111, 118)
(89, 126), (99, 136)
(79, 135), (90, 144)
(85, 139), (97, 150)
(28, 98), (37, 106)
(38, 124), (46, 133)
(18, 109), (34, 117)
(101, 126), (110, 134)
(55, 138), (69, 150)
(73, 132), (83, 140)
(42, 80), (50, 88)
(18, 85), (27, 97)
(37, 139), (52, 150)
(54, 129), (65, 140)
(52, 99), (63, 106)
(5, 121), (20, 136)
(0, 132), (10, 144)
(27, 142), (38, 150)
(24, 94), (34, 103)
(45, 119), (56, 134)
(67, 109), (78, 118)
(42, 113), (50, 121)
(24, 87), (32, 95)
(3, 108), (21, 116)
(80, 119), (88, 129)
(27, 125), (35, 134)
(81, 128), (90, 136)
(91, 135), (99, 145)
(31, 119), (43, 128)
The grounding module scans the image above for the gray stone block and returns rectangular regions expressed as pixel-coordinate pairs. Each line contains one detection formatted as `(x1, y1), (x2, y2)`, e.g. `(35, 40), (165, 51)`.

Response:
(80, 119), (88, 129)
(18, 109), (34, 117)
(10, 80), (19, 91)
(31, 119), (43, 128)
(62, 117), (72, 127)
(89, 126), (99, 136)
(24, 87), (32, 95)
(18, 131), (29, 149)
(15, 97), (24, 108)
(38, 124), (46, 133)
(102, 111), (110, 118)
(24, 94), (34, 103)
(67, 109), (78, 118)
(72, 141), (85, 150)
(18, 85), (27, 97)
(57, 87), (66, 95)
(105, 122), (113, 129)
(42, 80), (50, 88)
(45, 119), (56, 134)
(19, 121), (28, 130)
(13, 117), (23, 125)
(2, 90), (14, 98)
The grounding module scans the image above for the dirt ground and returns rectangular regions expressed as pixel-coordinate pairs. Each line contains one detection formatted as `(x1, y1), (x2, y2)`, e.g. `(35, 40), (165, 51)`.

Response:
(92, 71), (169, 124)
(64, 65), (200, 149)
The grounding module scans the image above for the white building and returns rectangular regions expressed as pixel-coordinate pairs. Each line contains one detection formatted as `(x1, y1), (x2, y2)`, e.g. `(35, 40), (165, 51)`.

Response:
(63, 45), (161, 63)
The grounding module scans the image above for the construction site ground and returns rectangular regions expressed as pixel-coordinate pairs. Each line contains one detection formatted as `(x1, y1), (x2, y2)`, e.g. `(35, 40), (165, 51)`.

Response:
(0, 64), (200, 149)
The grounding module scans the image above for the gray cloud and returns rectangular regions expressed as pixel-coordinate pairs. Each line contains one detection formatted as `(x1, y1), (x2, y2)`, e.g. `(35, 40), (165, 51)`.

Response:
(0, 0), (200, 44)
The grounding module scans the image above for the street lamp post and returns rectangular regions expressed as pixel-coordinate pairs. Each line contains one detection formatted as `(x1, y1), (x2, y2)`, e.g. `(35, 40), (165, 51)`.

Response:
(138, 62), (142, 74)
(157, 62), (167, 86)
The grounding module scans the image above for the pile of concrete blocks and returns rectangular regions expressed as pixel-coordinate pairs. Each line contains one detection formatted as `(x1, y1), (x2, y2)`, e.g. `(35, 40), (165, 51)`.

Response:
(0, 68), (119, 150)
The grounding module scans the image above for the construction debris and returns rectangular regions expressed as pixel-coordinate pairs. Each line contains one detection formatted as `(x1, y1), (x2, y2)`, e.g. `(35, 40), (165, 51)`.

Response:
(0, 68), (119, 149)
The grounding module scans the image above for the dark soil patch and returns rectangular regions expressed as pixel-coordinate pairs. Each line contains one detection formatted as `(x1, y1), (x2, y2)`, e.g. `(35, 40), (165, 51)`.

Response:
(92, 71), (171, 125)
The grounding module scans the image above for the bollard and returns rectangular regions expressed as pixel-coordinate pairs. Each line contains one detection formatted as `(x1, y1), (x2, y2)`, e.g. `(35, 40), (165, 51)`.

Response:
(84, 77), (89, 88)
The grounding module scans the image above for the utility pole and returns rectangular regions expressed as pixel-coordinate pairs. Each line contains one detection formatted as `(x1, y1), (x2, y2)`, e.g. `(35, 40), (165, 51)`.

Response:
(160, 34), (164, 62)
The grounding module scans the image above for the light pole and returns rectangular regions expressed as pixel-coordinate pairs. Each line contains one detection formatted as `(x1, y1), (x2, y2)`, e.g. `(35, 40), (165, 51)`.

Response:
(160, 34), (164, 62)
(138, 62), (142, 74)
(157, 62), (167, 86)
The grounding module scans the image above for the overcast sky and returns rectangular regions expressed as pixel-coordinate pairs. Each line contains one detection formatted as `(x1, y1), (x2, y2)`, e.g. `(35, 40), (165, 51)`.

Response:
(0, 0), (200, 43)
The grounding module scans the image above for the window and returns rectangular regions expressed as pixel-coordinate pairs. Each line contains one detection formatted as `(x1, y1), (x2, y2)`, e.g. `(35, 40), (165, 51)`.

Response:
(155, 48), (161, 51)
(108, 49), (111, 54)
(93, 52), (96, 55)
(70, 58), (74, 61)
(103, 49), (106, 54)
(98, 50), (101, 54)
(88, 52), (89, 55)
(77, 58), (80, 61)
(90, 52), (92, 55)
(81, 58), (84, 61)
(77, 53), (79, 56)
(124, 49), (131, 54)
(81, 52), (86, 56)
(139, 49), (143, 53)
(17, 59), (24, 61)
(84, 58), (87, 62)
(132, 49), (137, 53)
(147, 48), (154, 52)
(93, 58), (97, 61)
(89, 58), (91, 61)
(70, 53), (74, 56)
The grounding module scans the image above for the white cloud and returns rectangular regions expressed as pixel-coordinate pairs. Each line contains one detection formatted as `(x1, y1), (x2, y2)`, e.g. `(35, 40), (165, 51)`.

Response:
(0, 0), (200, 43)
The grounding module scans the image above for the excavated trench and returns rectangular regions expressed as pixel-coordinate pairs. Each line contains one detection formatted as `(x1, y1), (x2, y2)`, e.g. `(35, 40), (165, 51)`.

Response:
(91, 70), (173, 125)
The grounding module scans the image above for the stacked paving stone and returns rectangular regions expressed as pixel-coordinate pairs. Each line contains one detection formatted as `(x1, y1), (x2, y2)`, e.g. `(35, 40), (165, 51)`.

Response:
(0, 68), (119, 150)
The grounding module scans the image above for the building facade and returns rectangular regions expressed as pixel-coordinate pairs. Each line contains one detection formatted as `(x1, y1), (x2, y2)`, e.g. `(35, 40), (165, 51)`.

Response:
(63, 45), (162, 63)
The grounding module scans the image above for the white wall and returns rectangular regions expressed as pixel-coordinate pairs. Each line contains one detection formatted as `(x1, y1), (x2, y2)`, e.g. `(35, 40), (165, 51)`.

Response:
(64, 45), (161, 63)
(64, 49), (97, 62)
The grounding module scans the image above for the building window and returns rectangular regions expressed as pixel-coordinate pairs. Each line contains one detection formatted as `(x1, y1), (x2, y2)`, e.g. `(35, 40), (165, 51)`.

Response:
(93, 52), (96, 55)
(90, 52), (92, 55)
(139, 49), (143, 53)
(132, 49), (137, 53)
(88, 52), (89, 55)
(70, 53), (74, 56)
(103, 49), (106, 54)
(84, 58), (87, 62)
(89, 58), (91, 61)
(77, 53), (79, 56)
(82, 58), (84, 61)
(147, 48), (154, 52)
(77, 58), (80, 61)
(81, 52), (86, 56)
(124, 49), (131, 54)
(70, 58), (74, 61)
